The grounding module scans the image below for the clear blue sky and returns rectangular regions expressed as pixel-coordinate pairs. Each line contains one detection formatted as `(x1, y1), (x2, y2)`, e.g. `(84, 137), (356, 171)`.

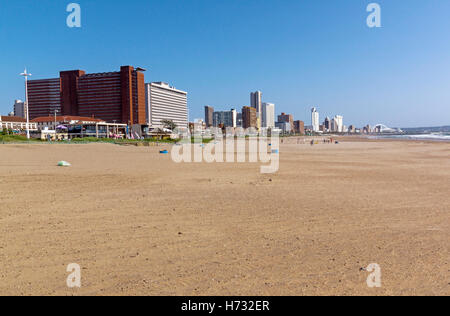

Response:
(1, 0), (449, 128)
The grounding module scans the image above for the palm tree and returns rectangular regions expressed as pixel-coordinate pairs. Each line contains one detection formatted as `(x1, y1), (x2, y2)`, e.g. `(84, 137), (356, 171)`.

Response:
(161, 119), (177, 131)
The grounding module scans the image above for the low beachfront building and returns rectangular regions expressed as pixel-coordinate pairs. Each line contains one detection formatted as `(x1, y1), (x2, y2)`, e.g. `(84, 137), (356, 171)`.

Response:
(0, 116), (37, 132)
(32, 116), (104, 131)
(31, 116), (127, 139)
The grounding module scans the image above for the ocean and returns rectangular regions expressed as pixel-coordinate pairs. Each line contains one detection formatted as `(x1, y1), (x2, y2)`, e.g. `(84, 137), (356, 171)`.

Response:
(368, 133), (450, 141)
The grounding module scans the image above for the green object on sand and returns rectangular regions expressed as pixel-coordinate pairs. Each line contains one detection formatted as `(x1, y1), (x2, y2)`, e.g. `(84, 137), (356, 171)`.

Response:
(57, 161), (71, 167)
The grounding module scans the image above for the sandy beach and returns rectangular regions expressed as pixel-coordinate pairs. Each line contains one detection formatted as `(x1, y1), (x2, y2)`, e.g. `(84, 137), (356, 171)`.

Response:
(0, 139), (449, 296)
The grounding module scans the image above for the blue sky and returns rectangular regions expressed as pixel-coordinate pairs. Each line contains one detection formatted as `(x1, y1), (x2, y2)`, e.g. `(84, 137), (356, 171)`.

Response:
(1, 0), (449, 128)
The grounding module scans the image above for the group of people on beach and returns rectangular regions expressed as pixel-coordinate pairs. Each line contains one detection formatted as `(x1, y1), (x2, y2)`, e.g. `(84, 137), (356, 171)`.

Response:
(307, 138), (336, 146)
(270, 138), (340, 145)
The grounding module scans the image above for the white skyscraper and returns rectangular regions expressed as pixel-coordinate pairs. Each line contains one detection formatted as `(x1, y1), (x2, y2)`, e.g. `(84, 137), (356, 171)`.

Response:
(330, 115), (344, 133)
(311, 107), (320, 132)
(262, 102), (275, 128)
(146, 82), (188, 129)
(334, 115), (344, 133)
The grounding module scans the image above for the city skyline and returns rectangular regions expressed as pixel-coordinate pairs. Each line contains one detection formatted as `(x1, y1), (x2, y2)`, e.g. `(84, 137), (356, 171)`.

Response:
(1, 1), (450, 128)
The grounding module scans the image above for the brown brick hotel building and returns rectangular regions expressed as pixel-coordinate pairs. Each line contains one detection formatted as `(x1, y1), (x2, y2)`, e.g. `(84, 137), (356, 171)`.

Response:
(27, 66), (146, 124)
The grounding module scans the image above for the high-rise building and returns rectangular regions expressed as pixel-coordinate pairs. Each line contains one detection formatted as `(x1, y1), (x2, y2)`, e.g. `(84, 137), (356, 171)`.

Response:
(262, 102), (275, 128)
(250, 91), (262, 113)
(334, 115), (344, 133)
(329, 116), (344, 133)
(250, 91), (262, 129)
(146, 82), (188, 129)
(324, 117), (331, 131)
(13, 100), (26, 119)
(60, 70), (86, 117)
(204, 106), (214, 127)
(242, 106), (257, 129)
(27, 78), (62, 119)
(331, 118), (336, 132)
(294, 120), (305, 135)
(236, 112), (243, 127)
(278, 113), (294, 125)
(213, 109), (237, 128)
(27, 66), (147, 124)
(311, 107), (320, 132)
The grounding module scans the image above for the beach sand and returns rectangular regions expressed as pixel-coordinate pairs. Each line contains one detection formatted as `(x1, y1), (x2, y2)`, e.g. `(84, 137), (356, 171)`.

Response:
(0, 139), (449, 296)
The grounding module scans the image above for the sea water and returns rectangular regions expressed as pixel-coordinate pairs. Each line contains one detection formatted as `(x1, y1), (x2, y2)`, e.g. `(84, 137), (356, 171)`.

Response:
(368, 133), (450, 141)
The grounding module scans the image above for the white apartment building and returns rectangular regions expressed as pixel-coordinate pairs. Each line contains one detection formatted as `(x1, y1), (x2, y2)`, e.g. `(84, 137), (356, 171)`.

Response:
(14, 100), (27, 119)
(311, 107), (320, 132)
(334, 115), (344, 132)
(146, 82), (188, 130)
(330, 115), (344, 133)
(262, 102), (275, 129)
